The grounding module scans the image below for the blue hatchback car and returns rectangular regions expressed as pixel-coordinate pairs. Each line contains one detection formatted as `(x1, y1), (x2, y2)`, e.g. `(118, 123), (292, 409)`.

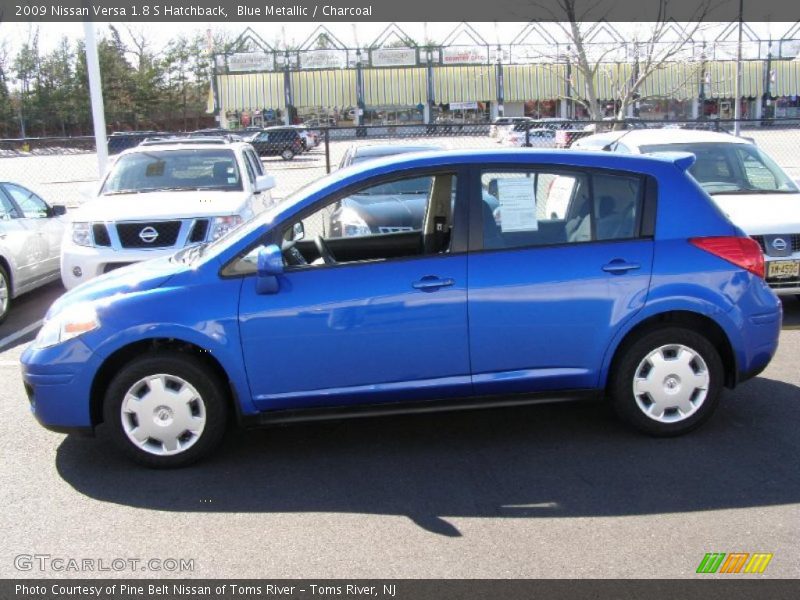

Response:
(21, 150), (782, 467)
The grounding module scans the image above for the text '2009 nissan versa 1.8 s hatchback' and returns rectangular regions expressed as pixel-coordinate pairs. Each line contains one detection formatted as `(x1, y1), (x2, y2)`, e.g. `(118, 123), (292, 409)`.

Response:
(21, 150), (782, 467)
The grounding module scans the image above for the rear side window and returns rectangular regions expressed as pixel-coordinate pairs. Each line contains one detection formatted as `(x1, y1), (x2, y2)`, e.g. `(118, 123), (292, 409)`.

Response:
(480, 169), (644, 250)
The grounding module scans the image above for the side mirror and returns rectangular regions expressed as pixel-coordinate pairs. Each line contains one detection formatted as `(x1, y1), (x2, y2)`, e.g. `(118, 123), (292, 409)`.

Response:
(254, 174), (276, 193)
(49, 204), (67, 217)
(256, 244), (283, 294)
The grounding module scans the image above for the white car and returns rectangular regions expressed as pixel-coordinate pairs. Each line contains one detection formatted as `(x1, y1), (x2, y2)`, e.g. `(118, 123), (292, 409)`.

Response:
(0, 182), (66, 323)
(503, 127), (556, 148)
(61, 137), (275, 290)
(489, 116), (532, 139)
(576, 128), (800, 296)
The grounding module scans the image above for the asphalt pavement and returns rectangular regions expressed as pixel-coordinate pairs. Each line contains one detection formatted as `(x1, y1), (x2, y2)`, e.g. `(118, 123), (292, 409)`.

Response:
(1, 285), (798, 578)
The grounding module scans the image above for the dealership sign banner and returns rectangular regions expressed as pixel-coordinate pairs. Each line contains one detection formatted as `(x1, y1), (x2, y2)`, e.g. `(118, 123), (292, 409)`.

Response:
(302, 50), (348, 69)
(442, 47), (487, 65)
(227, 53), (273, 73)
(5, 0), (798, 21)
(371, 48), (418, 68)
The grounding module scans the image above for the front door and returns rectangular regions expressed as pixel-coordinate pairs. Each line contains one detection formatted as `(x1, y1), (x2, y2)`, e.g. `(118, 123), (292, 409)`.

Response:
(238, 168), (472, 410)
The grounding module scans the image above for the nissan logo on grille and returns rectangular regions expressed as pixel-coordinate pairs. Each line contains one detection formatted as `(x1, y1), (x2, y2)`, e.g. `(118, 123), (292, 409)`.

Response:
(771, 237), (788, 252)
(138, 226), (159, 244)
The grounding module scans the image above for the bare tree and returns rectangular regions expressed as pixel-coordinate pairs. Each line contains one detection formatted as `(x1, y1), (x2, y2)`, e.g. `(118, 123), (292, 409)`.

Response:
(533, 0), (714, 123)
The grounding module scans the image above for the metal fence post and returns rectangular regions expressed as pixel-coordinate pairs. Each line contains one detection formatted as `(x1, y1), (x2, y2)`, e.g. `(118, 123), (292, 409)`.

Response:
(325, 128), (331, 174)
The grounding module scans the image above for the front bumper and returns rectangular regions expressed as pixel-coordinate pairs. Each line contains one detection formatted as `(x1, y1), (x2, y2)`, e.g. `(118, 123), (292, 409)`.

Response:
(61, 244), (175, 290)
(761, 250), (800, 296)
(20, 337), (103, 432)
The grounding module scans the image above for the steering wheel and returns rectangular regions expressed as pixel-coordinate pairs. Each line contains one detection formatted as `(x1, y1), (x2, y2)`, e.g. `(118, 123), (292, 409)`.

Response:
(314, 235), (336, 265)
(281, 240), (308, 267)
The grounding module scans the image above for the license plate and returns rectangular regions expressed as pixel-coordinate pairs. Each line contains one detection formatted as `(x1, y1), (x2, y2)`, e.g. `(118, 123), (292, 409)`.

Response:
(767, 259), (800, 280)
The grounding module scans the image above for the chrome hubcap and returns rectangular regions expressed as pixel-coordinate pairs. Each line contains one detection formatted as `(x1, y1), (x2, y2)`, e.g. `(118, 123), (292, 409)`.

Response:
(120, 374), (206, 456)
(633, 344), (709, 423)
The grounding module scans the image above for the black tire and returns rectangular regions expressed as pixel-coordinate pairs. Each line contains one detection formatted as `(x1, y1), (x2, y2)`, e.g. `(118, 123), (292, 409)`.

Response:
(0, 263), (11, 325)
(103, 352), (228, 468)
(609, 327), (724, 436)
(281, 148), (295, 161)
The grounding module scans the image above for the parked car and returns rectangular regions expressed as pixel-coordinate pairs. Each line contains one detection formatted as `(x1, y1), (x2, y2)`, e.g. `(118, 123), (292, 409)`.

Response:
(23, 149), (781, 467)
(503, 127), (556, 148)
(287, 125), (319, 150)
(489, 116), (532, 139)
(60, 137), (275, 290)
(249, 127), (305, 160)
(0, 183), (66, 323)
(582, 128), (800, 296)
(338, 143), (443, 169)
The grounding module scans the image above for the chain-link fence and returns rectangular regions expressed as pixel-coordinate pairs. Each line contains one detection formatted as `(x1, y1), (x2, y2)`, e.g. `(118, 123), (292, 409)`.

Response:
(1, 118), (799, 208)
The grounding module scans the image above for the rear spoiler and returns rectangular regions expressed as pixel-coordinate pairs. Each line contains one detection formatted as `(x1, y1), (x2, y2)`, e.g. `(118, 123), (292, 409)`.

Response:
(647, 151), (697, 171)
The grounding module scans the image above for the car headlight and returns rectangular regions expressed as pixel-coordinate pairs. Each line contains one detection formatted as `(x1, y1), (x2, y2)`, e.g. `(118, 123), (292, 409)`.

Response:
(34, 303), (100, 349)
(209, 215), (244, 241)
(71, 222), (93, 247)
(337, 207), (371, 237)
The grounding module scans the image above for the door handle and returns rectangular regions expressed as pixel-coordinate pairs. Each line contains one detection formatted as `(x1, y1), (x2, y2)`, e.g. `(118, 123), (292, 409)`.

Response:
(602, 260), (641, 274)
(412, 276), (455, 291)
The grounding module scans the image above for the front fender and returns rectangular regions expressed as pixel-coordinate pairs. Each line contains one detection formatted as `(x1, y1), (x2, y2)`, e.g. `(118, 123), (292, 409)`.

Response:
(83, 275), (258, 416)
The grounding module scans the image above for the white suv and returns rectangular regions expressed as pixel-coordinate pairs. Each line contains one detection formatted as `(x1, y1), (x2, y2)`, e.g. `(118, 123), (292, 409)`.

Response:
(61, 137), (275, 290)
(574, 128), (800, 296)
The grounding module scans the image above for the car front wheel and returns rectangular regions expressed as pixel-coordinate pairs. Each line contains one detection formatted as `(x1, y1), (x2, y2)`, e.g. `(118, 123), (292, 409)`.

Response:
(281, 148), (295, 160)
(103, 352), (228, 468)
(609, 327), (723, 436)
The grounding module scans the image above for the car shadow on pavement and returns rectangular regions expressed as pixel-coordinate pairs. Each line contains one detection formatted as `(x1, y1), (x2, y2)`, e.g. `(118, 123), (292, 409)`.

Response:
(55, 376), (800, 537)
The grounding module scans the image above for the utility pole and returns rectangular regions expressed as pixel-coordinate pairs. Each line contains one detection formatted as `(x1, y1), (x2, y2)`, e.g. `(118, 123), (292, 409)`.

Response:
(733, 0), (744, 136)
(83, 20), (109, 176)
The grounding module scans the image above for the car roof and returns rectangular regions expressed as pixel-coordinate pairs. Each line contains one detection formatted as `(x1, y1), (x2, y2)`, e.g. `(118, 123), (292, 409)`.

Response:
(352, 144), (443, 158)
(593, 128), (749, 148)
(121, 140), (248, 155)
(338, 148), (695, 182)
(269, 149), (697, 227)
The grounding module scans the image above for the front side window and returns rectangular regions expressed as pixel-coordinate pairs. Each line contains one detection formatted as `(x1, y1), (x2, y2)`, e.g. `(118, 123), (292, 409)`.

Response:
(480, 169), (643, 250)
(280, 172), (457, 268)
(4, 184), (48, 218)
(101, 149), (243, 194)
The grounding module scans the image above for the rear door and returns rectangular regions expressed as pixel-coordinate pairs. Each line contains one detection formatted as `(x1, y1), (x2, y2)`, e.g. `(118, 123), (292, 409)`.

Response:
(467, 165), (656, 395)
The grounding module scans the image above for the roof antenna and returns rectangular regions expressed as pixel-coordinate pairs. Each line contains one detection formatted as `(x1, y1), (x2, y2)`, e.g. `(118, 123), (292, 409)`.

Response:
(601, 126), (636, 152)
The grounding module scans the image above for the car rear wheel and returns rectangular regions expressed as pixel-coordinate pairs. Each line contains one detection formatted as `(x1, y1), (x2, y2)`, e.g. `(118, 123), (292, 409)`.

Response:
(281, 148), (295, 160)
(609, 327), (723, 436)
(103, 352), (228, 468)
(0, 263), (10, 324)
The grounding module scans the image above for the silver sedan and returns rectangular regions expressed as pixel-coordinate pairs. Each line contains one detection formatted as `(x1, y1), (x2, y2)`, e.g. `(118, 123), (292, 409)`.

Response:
(0, 182), (66, 323)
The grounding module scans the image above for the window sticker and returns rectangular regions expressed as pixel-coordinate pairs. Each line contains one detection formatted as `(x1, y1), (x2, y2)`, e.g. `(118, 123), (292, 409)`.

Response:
(497, 178), (538, 232)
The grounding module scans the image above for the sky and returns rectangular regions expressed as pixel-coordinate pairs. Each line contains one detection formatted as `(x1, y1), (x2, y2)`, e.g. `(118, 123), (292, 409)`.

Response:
(3, 21), (798, 54)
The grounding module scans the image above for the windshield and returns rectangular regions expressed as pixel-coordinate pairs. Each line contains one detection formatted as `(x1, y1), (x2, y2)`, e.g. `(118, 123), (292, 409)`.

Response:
(639, 142), (798, 195)
(101, 149), (243, 194)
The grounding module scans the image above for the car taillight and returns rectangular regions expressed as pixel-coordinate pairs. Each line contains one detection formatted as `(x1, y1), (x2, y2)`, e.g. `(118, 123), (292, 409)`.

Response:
(689, 236), (765, 278)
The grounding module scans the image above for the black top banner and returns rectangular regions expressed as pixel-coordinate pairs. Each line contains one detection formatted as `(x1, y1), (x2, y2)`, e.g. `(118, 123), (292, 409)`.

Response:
(0, 0), (798, 22)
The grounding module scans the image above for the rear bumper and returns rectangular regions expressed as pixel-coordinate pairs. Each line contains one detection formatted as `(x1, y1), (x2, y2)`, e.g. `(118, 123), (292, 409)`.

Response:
(731, 280), (783, 386)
